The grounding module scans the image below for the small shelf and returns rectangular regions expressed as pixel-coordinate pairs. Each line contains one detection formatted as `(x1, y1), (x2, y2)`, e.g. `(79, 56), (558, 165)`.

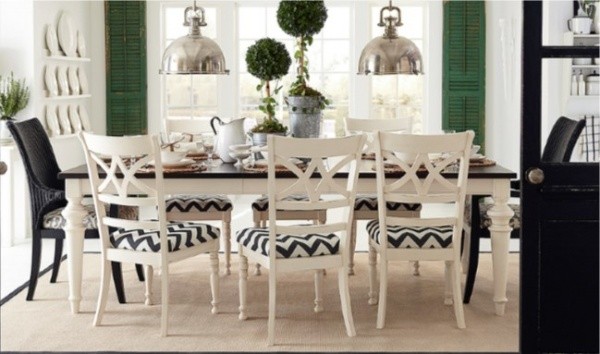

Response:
(43, 50), (90, 62)
(572, 64), (599, 68)
(49, 133), (79, 140)
(573, 34), (600, 38)
(44, 93), (91, 100)
(568, 95), (600, 98)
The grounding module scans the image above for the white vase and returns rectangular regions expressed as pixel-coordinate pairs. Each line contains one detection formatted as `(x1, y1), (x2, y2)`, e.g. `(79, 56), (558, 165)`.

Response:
(0, 120), (13, 144)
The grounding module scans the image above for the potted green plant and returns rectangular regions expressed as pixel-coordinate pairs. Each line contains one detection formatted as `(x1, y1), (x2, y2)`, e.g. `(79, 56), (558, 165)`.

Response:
(245, 37), (292, 146)
(0, 72), (30, 143)
(277, 0), (328, 138)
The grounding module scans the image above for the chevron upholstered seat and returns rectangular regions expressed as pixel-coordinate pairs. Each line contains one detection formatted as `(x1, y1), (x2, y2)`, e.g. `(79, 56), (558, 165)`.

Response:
(250, 194), (327, 275)
(354, 194), (422, 212)
(165, 194), (233, 213)
(236, 227), (339, 258)
(110, 222), (220, 252)
(366, 220), (453, 249)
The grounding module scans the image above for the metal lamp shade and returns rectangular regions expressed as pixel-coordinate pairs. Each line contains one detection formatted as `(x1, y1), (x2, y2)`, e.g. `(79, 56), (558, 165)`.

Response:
(160, 35), (229, 75)
(357, 36), (423, 75)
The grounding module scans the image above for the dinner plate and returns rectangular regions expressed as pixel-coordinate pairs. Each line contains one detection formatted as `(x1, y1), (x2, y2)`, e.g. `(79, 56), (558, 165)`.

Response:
(58, 12), (76, 57)
(69, 104), (82, 132)
(253, 158), (303, 167)
(58, 104), (72, 134)
(78, 105), (91, 131)
(57, 65), (70, 96)
(46, 24), (60, 56)
(46, 105), (61, 136)
(67, 66), (80, 95)
(76, 30), (86, 58)
(155, 158), (195, 169)
(470, 154), (485, 161)
(78, 67), (89, 94)
(44, 64), (58, 97)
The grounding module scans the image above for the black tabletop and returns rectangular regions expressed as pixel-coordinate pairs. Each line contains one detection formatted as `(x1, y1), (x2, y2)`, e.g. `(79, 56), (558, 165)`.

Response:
(59, 162), (517, 180)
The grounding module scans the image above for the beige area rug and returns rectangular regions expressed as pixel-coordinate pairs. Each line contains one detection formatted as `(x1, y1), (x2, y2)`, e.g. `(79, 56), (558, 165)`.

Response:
(1, 253), (519, 352)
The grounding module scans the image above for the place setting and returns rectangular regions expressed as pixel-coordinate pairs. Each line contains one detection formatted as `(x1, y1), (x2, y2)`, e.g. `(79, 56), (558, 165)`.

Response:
(243, 145), (307, 173)
(139, 150), (206, 173)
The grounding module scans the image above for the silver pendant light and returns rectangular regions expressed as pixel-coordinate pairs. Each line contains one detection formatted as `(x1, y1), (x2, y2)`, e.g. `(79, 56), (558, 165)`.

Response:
(159, 1), (229, 75)
(357, 1), (423, 75)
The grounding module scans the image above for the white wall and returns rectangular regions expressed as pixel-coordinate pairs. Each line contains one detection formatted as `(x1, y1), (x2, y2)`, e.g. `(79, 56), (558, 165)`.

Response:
(485, 0), (522, 175)
(0, 0), (35, 121)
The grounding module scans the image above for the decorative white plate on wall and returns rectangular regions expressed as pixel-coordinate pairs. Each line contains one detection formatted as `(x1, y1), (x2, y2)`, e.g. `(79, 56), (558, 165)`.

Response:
(68, 104), (82, 132)
(44, 64), (58, 97)
(78, 67), (89, 94)
(46, 24), (60, 56)
(68, 66), (80, 95)
(58, 12), (77, 57)
(78, 105), (91, 131)
(57, 65), (69, 96)
(46, 105), (61, 136)
(58, 104), (72, 134)
(77, 30), (86, 58)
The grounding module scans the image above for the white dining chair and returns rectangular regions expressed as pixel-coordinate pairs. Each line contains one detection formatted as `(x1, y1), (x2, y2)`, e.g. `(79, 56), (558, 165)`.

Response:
(344, 117), (422, 276)
(236, 134), (365, 345)
(163, 118), (234, 275)
(367, 130), (474, 329)
(79, 132), (220, 337)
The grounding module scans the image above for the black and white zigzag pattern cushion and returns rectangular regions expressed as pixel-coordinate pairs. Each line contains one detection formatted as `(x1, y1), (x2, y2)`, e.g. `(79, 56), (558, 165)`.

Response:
(464, 198), (521, 230)
(43, 204), (138, 230)
(354, 194), (422, 212)
(236, 227), (339, 258)
(43, 204), (98, 230)
(110, 222), (219, 252)
(165, 194), (233, 213)
(251, 194), (313, 212)
(366, 220), (453, 248)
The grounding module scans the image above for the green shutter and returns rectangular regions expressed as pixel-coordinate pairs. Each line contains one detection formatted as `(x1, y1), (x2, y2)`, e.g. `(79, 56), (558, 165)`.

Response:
(105, 1), (147, 136)
(443, 1), (485, 152)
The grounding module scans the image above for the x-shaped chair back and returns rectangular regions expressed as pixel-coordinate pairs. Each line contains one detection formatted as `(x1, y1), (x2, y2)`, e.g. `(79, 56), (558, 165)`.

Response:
(265, 134), (367, 262)
(373, 131), (474, 251)
(79, 133), (168, 257)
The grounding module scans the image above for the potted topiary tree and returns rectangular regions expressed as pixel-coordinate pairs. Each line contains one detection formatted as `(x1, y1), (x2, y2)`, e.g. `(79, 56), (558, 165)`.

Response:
(0, 72), (30, 143)
(245, 37), (292, 147)
(277, 0), (328, 138)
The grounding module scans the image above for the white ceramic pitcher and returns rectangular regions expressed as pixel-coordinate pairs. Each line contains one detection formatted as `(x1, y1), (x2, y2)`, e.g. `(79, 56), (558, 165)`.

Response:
(210, 116), (247, 163)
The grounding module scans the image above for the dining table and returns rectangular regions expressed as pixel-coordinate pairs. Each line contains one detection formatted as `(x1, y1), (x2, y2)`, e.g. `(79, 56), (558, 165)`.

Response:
(58, 157), (516, 317)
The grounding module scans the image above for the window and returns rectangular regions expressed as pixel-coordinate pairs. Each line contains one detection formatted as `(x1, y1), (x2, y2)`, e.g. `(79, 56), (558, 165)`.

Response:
(159, 1), (427, 135)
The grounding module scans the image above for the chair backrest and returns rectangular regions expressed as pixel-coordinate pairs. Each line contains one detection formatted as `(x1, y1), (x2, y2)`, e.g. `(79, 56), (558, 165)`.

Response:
(373, 131), (474, 250)
(344, 118), (409, 134)
(7, 118), (63, 191)
(266, 134), (366, 262)
(345, 118), (408, 154)
(164, 118), (214, 141)
(542, 116), (586, 162)
(78, 132), (168, 257)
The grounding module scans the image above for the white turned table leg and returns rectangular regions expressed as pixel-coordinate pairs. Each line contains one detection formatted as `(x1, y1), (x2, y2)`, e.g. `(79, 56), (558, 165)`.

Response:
(62, 183), (87, 314)
(487, 180), (514, 316)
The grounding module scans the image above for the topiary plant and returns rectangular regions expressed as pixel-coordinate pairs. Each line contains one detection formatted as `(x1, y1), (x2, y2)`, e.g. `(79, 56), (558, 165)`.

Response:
(0, 72), (30, 120)
(277, 0), (329, 109)
(245, 37), (292, 133)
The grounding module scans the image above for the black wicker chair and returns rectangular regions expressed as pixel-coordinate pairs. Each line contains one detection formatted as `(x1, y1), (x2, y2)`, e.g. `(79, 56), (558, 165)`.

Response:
(6, 118), (136, 302)
(463, 116), (586, 303)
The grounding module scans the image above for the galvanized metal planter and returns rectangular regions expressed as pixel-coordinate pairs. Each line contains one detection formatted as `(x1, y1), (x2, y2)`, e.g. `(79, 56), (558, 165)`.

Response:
(286, 96), (322, 138)
(248, 131), (285, 160)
